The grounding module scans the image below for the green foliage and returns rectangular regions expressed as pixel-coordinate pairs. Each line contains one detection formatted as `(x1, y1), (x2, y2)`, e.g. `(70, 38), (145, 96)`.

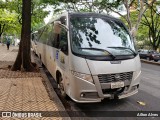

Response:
(140, 2), (160, 50)
(41, 0), (122, 14)
(0, 0), (51, 36)
(31, 1), (49, 31)
(120, 10), (150, 48)
(0, 0), (6, 9)
(122, 1), (160, 50)
(0, 0), (21, 37)
(0, 8), (21, 37)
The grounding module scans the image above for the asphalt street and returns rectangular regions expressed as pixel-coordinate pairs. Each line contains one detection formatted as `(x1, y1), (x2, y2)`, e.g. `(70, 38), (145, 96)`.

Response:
(38, 48), (160, 120)
(61, 62), (160, 120)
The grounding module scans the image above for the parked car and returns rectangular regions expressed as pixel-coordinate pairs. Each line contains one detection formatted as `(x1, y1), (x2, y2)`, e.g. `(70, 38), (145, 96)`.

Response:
(138, 49), (149, 59)
(138, 49), (160, 62)
(148, 50), (160, 62)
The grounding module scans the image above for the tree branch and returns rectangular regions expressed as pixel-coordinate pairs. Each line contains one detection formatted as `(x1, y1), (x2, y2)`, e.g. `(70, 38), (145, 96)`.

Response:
(140, 20), (150, 26)
(107, 7), (128, 24)
(155, 30), (160, 42)
(129, 0), (136, 8)
(123, 0), (132, 30)
(149, 29), (154, 45)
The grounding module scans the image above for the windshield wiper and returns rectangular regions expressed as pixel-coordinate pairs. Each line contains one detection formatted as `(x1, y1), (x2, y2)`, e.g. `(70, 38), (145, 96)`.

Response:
(79, 47), (116, 59)
(107, 46), (137, 56)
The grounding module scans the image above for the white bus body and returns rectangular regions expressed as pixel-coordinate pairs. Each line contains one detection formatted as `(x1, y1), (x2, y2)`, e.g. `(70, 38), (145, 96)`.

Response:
(33, 12), (141, 103)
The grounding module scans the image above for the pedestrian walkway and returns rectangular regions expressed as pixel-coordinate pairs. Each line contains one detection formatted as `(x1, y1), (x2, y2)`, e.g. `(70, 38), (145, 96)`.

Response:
(0, 45), (17, 62)
(0, 45), (70, 120)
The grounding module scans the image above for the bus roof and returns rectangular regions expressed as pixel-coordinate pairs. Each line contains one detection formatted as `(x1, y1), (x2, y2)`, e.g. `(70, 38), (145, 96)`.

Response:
(48, 12), (121, 24)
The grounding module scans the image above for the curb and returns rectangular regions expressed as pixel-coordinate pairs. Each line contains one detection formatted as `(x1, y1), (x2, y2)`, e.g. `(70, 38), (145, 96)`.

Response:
(32, 52), (71, 119)
(141, 59), (160, 66)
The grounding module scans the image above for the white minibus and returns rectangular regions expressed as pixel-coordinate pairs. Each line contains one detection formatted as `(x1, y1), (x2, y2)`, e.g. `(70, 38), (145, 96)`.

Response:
(33, 12), (141, 103)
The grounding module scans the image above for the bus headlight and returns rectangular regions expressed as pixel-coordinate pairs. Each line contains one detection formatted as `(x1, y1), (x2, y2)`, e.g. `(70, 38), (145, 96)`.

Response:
(71, 71), (93, 83)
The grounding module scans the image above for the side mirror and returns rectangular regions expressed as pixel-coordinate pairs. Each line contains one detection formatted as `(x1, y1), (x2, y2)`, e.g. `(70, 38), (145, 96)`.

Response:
(54, 21), (61, 34)
(54, 21), (68, 31)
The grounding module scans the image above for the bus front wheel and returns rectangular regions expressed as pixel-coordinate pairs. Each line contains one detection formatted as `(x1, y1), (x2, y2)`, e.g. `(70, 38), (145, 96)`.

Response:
(58, 75), (66, 97)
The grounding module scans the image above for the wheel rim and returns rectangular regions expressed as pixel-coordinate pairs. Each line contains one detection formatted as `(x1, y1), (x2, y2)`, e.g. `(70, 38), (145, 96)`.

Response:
(58, 76), (66, 96)
(59, 82), (64, 92)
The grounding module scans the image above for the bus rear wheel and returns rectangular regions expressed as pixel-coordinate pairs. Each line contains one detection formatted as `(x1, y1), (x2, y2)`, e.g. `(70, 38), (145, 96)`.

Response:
(58, 76), (66, 97)
(39, 54), (45, 67)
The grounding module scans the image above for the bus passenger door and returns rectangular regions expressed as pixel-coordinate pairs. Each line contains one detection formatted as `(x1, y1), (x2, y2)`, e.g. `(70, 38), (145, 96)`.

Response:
(57, 27), (70, 95)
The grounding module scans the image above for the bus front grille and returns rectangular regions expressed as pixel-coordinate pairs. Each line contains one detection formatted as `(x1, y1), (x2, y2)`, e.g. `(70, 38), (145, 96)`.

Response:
(98, 72), (133, 83)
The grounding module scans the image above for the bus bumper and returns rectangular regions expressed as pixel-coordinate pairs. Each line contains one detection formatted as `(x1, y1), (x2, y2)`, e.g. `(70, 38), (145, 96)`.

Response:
(68, 74), (140, 103)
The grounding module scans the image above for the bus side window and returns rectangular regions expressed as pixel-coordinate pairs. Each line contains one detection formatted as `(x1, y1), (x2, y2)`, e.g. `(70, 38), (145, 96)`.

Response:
(59, 28), (68, 55)
(39, 27), (47, 44)
(53, 22), (61, 48)
(48, 23), (56, 47)
(37, 29), (43, 42)
(40, 25), (52, 44)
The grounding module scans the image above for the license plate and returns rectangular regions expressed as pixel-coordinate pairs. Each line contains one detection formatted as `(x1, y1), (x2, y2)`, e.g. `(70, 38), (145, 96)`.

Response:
(111, 82), (124, 89)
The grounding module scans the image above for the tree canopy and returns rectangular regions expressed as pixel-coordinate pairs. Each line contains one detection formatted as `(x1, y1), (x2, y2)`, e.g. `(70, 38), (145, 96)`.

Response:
(141, 2), (160, 50)
(0, 2), (20, 38)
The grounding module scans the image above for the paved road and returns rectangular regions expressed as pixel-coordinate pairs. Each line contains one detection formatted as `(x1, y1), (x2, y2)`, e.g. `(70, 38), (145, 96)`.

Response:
(39, 48), (160, 120)
(60, 63), (160, 120)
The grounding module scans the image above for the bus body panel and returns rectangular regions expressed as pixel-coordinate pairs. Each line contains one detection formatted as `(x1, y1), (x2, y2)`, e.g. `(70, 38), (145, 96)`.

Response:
(69, 55), (91, 74)
(85, 55), (141, 75)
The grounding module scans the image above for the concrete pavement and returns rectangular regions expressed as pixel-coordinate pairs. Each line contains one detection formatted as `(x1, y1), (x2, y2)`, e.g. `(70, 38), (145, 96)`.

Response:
(0, 45), (70, 120)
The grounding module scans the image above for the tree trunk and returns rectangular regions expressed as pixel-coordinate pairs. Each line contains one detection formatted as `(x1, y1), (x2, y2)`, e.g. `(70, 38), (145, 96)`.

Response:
(12, 0), (34, 71)
(0, 24), (5, 38)
(152, 45), (157, 51)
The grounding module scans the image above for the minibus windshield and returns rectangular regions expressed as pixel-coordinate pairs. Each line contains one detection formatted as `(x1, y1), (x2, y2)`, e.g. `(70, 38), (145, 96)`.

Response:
(70, 15), (137, 58)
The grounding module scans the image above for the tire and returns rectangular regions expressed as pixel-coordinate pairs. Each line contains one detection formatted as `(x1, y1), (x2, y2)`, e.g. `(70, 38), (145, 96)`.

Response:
(154, 60), (158, 62)
(40, 60), (45, 67)
(39, 55), (45, 67)
(58, 75), (66, 97)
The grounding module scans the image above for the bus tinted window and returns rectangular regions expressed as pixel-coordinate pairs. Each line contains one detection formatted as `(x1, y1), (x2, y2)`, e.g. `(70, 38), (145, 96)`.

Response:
(47, 23), (57, 47)
(59, 28), (68, 49)
(39, 25), (52, 44)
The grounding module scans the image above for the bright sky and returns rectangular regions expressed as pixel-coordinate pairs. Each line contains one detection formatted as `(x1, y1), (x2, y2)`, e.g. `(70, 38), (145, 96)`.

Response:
(44, 5), (54, 24)
(42, 2), (128, 23)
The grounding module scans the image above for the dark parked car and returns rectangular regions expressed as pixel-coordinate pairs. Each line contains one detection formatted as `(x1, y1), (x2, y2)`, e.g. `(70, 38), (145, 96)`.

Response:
(138, 49), (149, 59)
(138, 49), (160, 62)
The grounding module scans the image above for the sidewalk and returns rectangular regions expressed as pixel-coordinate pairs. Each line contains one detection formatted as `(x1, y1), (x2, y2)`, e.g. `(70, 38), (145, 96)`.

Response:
(0, 45), (70, 120)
